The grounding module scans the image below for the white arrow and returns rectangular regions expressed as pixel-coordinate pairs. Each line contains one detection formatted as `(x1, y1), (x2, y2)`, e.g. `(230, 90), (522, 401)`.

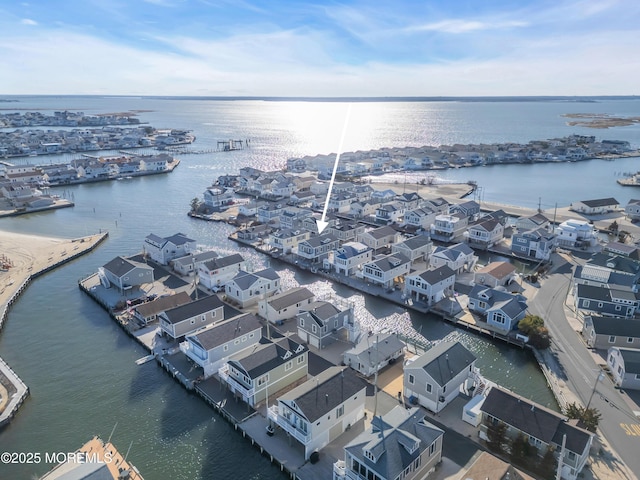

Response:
(317, 104), (352, 234)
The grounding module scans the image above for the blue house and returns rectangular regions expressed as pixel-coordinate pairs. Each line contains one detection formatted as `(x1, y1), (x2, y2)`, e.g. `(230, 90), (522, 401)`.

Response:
(467, 285), (528, 332)
(511, 227), (555, 261)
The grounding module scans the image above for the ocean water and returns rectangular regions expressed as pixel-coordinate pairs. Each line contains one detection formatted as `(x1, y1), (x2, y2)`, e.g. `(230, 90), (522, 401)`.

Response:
(1, 96), (639, 479)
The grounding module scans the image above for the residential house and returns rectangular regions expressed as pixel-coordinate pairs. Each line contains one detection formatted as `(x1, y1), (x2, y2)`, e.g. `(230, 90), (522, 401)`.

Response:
(404, 341), (476, 413)
(280, 207), (314, 230)
(328, 193), (358, 214)
(516, 213), (550, 232)
(334, 406), (443, 480)
(132, 291), (191, 326)
(329, 219), (366, 243)
(289, 190), (316, 206)
(625, 199), (640, 221)
(429, 243), (477, 274)
(257, 203), (286, 224)
(362, 253), (411, 289)
(571, 197), (619, 215)
(159, 294), (225, 340)
(224, 268), (281, 308)
(555, 219), (597, 249)
(259, 287), (315, 324)
(197, 253), (246, 290)
(238, 200), (265, 217)
(296, 234), (340, 264)
(219, 335), (308, 406)
(170, 250), (219, 276)
(203, 186), (235, 210)
(603, 241), (640, 260)
(452, 200), (481, 219)
(511, 228), (556, 261)
(403, 207), (438, 231)
(99, 256), (154, 292)
(474, 262), (517, 288)
(404, 266), (456, 307)
(375, 202), (406, 225)
(268, 366), (369, 460)
(392, 235), (433, 264)
(607, 347), (640, 390)
(574, 284), (639, 319)
(479, 386), (594, 480)
(371, 189), (397, 203)
(467, 285), (528, 333)
(466, 218), (504, 249)
(331, 242), (373, 276)
(430, 213), (468, 243)
(297, 301), (355, 349)
(581, 316), (640, 350)
(457, 451), (535, 480)
(143, 233), (196, 265)
(350, 200), (379, 219)
(236, 224), (272, 243)
(180, 313), (263, 378)
(358, 225), (401, 252)
(343, 333), (405, 377)
(269, 228), (311, 254)
(423, 197), (450, 215)
(396, 192), (424, 210)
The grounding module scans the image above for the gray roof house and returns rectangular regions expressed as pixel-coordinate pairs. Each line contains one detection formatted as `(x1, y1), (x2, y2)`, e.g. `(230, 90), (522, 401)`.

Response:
(335, 406), (444, 480)
(133, 291), (192, 326)
(404, 265), (456, 308)
(570, 197), (619, 215)
(574, 283), (640, 319)
(143, 232), (196, 265)
(357, 225), (401, 251)
(479, 386), (594, 480)
(99, 256), (154, 292)
(197, 253), (246, 291)
(159, 294), (225, 340)
(607, 347), (640, 390)
(297, 300), (356, 349)
(170, 250), (219, 276)
(429, 243), (477, 274)
(468, 285), (528, 333)
(224, 268), (280, 308)
(343, 333), (405, 377)
(404, 341), (476, 413)
(268, 366), (369, 460)
(362, 253), (411, 289)
(392, 235), (433, 263)
(258, 286), (315, 324)
(296, 233), (340, 264)
(581, 316), (640, 350)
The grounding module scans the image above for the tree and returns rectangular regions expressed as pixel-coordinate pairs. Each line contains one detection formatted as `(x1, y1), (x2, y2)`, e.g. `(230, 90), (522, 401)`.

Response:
(486, 421), (508, 454)
(608, 220), (619, 233)
(510, 433), (532, 465)
(564, 402), (601, 433)
(537, 445), (558, 480)
(190, 197), (201, 214)
(529, 326), (551, 349)
(518, 314), (544, 335)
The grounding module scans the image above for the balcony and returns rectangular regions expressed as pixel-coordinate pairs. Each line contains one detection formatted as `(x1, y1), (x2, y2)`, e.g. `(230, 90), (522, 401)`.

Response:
(268, 405), (311, 444)
(218, 365), (254, 403)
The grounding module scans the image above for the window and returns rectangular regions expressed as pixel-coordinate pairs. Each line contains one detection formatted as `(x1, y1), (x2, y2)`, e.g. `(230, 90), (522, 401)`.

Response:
(598, 302), (603, 308)
(609, 336), (616, 343)
(234, 339), (240, 345)
(299, 318), (304, 327)
(584, 300), (590, 308)
(628, 337), (634, 343)
(312, 324), (317, 334)
(285, 361), (292, 371)
(297, 355), (305, 364)
(429, 442), (436, 456)
(426, 383), (432, 393)
(242, 335), (247, 342)
(336, 405), (344, 418)
(408, 374), (415, 385)
(616, 305), (622, 311)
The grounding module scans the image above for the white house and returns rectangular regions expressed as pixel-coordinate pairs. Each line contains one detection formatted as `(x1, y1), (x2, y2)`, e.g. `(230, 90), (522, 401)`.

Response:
(357, 226), (401, 251)
(362, 253), (411, 289)
(143, 233), (197, 265)
(343, 333), (405, 377)
(625, 199), (640, 221)
(392, 235), (433, 264)
(375, 202), (405, 224)
(403, 207), (438, 231)
(404, 266), (456, 307)
(607, 347), (640, 390)
(571, 197), (619, 215)
(224, 268), (281, 308)
(430, 213), (468, 243)
(268, 366), (369, 460)
(197, 253), (246, 290)
(556, 219), (597, 249)
(203, 186), (235, 210)
(269, 228), (311, 254)
(258, 287), (315, 324)
(429, 243), (477, 273)
(331, 242), (373, 276)
(466, 218), (504, 249)
(159, 294), (225, 340)
(170, 250), (219, 276)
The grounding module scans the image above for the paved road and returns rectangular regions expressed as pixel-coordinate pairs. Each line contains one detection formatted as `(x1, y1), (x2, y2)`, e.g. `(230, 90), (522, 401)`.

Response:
(529, 254), (640, 477)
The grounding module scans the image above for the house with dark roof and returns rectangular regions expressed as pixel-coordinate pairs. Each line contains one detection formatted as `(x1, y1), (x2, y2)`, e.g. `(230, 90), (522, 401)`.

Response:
(268, 366), (369, 460)
(624, 199), (640, 221)
(362, 253), (411, 289)
(297, 300), (355, 349)
(607, 347), (640, 390)
(343, 333), (405, 377)
(197, 253), (246, 291)
(334, 406), (443, 480)
(403, 341), (476, 413)
(99, 256), (154, 292)
(474, 261), (517, 288)
(357, 225), (401, 251)
(468, 285), (528, 332)
(269, 228), (311, 254)
(570, 197), (619, 215)
(375, 202), (406, 225)
(404, 266), (456, 307)
(326, 218), (365, 243)
(576, 252), (640, 289)
(133, 291), (191, 326)
(466, 217), (504, 249)
(258, 287), (315, 324)
(511, 227), (555, 261)
(581, 316), (640, 350)
(296, 233), (340, 264)
(429, 243), (477, 274)
(403, 206), (438, 231)
(574, 283), (640, 319)
(170, 250), (219, 276)
(430, 212), (468, 243)
(392, 235), (433, 264)
(479, 386), (594, 480)
(603, 241), (640, 260)
(452, 200), (481, 219)
(331, 242), (372, 276)
(180, 313), (263, 378)
(224, 268), (280, 308)
(159, 294), (225, 340)
(515, 213), (550, 232)
(219, 334), (308, 406)
(143, 232), (196, 265)
(423, 197), (450, 215)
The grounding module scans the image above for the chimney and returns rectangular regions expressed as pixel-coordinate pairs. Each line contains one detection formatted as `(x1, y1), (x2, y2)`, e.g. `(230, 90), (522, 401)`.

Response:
(325, 394), (329, 404)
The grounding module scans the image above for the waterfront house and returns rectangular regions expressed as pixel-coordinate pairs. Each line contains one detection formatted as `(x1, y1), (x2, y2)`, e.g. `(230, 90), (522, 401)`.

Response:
(466, 218), (504, 249)
(375, 202), (406, 225)
(258, 287), (315, 324)
(511, 228), (556, 261)
(581, 316), (640, 350)
(159, 294), (225, 340)
(357, 225), (401, 252)
(132, 291), (191, 326)
(607, 347), (640, 390)
(203, 186), (235, 210)
(180, 313), (263, 378)
(362, 253), (411, 289)
(343, 333), (405, 377)
(280, 207), (314, 230)
(570, 197), (619, 215)
(297, 300), (356, 349)
(404, 266), (456, 308)
(197, 253), (246, 291)
(296, 233), (340, 264)
(257, 203), (286, 224)
(236, 224), (271, 243)
(624, 199), (640, 221)
(143, 233), (196, 265)
(429, 243), (477, 274)
(99, 256), (155, 293)
(331, 242), (373, 276)
(430, 213), (468, 243)
(371, 189), (397, 203)
(392, 235), (433, 264)
(423, 197), (450, 215)
(268, 366), (369, 460)
(224, 268), (281, 308)
(574, 284), (639, 319)
(515, 213), (550, 232)
(328, 219), (366, 242)
(170, 250), (219, 276)
(289, 190), (316, 206)
(238, 200), (265, 217)
(404, 341), (476, 413)
(333, 406), (443, 480)
(269, 228), (311, 254)
(219, 334), (308, 407)
(403, 207), (438, 231)
(139, 153), (170, 171)
(555, 219), (597, 249)
(474, 262), (517, 288)
(451, 200), (481, 219)
(479, 386), (594, 480)
(467, 285), (528, 332)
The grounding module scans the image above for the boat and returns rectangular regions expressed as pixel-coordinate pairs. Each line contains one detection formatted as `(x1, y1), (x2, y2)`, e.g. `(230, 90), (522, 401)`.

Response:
(135, 354), (155, 365)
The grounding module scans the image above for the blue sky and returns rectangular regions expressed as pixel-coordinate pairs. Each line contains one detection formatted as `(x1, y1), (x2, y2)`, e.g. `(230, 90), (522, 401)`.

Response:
(1, 0), (638, 96)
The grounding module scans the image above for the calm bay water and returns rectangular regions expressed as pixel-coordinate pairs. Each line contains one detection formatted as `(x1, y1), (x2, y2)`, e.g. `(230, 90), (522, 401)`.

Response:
(1, 96), (639, 479)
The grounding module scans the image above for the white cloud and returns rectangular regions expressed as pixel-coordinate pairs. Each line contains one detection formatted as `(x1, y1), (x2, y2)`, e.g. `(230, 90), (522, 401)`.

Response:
(20, 18), (37, 26)
(407, 19), (527, 34)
